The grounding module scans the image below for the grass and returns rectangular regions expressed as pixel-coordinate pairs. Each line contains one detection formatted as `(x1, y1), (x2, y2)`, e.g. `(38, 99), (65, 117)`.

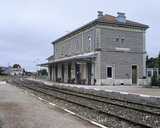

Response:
(0, 75), (10, 81)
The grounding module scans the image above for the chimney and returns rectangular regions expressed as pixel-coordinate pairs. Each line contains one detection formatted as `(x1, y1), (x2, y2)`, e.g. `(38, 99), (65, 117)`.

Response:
(97, 11), (103, 18)
(116, 12), (126, 23)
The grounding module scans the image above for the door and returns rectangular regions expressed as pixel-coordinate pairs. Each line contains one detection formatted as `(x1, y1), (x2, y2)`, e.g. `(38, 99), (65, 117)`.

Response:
(68, 64), (71, 83)
(55, 64), (58, 81)
(62, 64), (64, 82)
(49, 65), (52, 80)
(132, 65), (138, 84)
(87, 63), (92, 85)
(76, 63), (81, 84)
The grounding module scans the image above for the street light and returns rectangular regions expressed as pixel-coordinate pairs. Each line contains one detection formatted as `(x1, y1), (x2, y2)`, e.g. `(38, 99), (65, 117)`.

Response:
(33, 58), (41, 79)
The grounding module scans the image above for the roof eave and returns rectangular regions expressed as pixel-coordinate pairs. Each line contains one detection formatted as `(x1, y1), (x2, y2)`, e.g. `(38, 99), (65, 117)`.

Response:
(52, 19), (99, 44)
(51, 18), (149, 44)
(98, 21), (149, 30)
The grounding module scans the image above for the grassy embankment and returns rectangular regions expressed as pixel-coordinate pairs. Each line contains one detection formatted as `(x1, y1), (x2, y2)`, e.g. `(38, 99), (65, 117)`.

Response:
(0, 75), (9, 81)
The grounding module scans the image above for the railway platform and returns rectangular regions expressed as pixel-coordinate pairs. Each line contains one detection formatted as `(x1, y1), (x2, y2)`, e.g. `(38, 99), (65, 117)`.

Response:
(28, 78), (160, 98)
(0, 82), (98, 128)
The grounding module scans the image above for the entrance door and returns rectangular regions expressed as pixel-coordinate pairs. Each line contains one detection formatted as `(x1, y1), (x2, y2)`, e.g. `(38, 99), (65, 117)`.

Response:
(55, 64), (58, 82)
(76, 63), (81, 84)
(87, 63), (92, 85)
(132, 65), (138, 84)
(49, 65), (52, 81)
(68, 64), (71, 83)
(62, 64), (64, 82)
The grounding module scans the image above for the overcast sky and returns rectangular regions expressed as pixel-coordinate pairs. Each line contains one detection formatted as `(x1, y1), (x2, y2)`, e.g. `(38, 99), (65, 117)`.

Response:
(0, 0), (159, 71)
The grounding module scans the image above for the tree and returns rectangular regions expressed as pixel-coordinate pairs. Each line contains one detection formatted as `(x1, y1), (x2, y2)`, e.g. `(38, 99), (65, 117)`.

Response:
(158, 52), (160, 75)
(38, 69), (48, 76)
(154, 52), (160, 69)
(13, 64), (21, 68)
(147, 52), (160, 81)
(146, 57), (156, 68)
(0, 67), (6, 75)
(158, 52), (160, 68)
(0, 67), (3, 75)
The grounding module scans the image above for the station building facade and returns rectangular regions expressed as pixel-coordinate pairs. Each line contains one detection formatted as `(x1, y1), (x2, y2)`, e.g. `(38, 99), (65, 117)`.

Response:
(41, 11), (149, 85)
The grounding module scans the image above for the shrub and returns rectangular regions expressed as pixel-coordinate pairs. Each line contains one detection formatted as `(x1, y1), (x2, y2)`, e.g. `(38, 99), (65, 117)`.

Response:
(151, 74), (160, 86)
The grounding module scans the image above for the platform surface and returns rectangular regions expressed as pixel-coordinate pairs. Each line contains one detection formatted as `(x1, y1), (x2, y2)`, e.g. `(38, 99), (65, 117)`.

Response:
(29, 78), (160, 98)
(0, 82), (98, 128)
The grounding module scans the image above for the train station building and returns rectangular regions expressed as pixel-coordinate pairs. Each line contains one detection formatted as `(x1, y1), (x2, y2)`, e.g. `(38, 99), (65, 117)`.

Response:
(40, 11), (149, 85)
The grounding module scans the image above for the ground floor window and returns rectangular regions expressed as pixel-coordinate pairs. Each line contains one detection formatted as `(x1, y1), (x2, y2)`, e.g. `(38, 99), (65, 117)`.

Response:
(106, 66), (112, 78)
(147, 71), (152, 77)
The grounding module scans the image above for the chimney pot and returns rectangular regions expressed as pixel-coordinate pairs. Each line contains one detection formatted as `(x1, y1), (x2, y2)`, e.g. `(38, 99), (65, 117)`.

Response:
(97, 11), (103, 18)
(116, 12), (126, 23)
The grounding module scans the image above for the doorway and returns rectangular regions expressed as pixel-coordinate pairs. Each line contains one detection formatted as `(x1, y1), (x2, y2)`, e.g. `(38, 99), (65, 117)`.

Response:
(62, 64), (64, 82)
(87, 63), (92, 85)
(55, 64), (58, 81)
(75, 63), (81, 84)
(68, 64), (71, 83)
(132, 65), (138, 84)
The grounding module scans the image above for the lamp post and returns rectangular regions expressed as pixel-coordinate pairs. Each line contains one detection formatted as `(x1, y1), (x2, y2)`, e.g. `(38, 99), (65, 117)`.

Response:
(33, 58), (41, 79)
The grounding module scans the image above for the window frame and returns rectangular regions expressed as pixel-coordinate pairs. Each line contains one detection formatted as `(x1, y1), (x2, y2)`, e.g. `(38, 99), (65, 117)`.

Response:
(106, 66), (113, 79)
(88, 35), (92, 50)
(147, 71), (152, 77)
(53, 44), (55, 55)
(115, 38), (119, 42)
(121, 38), (125, 43)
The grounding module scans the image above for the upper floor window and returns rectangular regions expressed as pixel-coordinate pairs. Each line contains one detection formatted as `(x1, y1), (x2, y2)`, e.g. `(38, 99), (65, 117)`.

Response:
(88, 35), (92, 50)
(121, 38), (125, 43)
(121, 36), (125, 43)
(61, 46), (64, 55)
(115, 38), (119, 42)
(88, 36), (91, 41)
(76, 39), (79, 50)
(53, 44), (55, 55)
(114, 35), (125, 43)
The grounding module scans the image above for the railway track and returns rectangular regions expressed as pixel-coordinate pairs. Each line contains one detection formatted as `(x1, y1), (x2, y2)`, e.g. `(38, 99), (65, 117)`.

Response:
(34, 83), (160, 115)
(10, 79), (160, 128)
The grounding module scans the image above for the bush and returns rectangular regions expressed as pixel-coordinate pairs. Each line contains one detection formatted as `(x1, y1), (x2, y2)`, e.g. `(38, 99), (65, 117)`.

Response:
(151, 74), (160, 86)
(0, 75), (9, 81)
(37, 69), (48, 76)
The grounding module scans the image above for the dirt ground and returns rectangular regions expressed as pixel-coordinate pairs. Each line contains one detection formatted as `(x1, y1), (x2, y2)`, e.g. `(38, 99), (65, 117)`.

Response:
(0, 82), (98, 128)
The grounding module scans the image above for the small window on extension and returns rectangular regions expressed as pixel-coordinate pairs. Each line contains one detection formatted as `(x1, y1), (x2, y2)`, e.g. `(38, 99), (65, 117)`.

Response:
(107, 67), (112, 78)
(121, 37), (125, 43)
(115, 38), (119, 42)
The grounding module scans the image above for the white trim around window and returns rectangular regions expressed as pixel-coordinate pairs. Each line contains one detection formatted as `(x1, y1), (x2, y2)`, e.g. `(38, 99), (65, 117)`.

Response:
(106, 65), (113, 79)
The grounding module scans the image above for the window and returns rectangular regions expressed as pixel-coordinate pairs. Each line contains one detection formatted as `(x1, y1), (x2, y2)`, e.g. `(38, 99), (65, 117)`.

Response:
(147, 71), (152, 77)
(61, 46), (64, 55)
(121, 38), (125, 43)
(115, 38), (119, 42)
(88, 36), (92, 50)
(107, 67), (112, 78)
(88, 36), (91, 41)
(76, 39), (79, 50)
(53, 44), (55, 55)
(114, 35), (125, 43)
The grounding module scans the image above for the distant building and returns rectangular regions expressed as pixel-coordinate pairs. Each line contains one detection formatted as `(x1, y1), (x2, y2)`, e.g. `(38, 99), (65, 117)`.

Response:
(41, 11), (149, 85)
(0, 66), (12, 75)
(147, 68), (159, 78)
(10, 68), (24, 76)
(0, 66), (24, 76)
